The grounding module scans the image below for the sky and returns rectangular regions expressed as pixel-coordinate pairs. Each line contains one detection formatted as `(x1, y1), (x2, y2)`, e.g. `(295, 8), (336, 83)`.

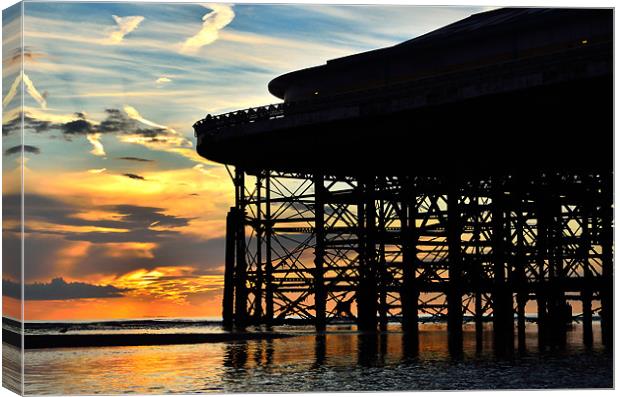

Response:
(2, 1), (492, 321)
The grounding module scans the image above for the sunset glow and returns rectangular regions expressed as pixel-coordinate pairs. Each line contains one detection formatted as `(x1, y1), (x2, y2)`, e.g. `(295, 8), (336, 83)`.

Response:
(3, 2), (491, 321)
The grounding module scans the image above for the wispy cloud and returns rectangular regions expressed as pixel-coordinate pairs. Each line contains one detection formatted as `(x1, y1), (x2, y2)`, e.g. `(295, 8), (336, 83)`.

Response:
(2, 73), (21, 109)
(120, 105), (197, 158)
(86, 133), (106, 156)
(2, 71), (47, 109)
(88, 168), (107, 174)
(123, 105), (169, 130)
(180, 4), (235, 54)
(24, 107), (90, 124)
(103, 15), (145, 45)
(23, 72), (47, 108)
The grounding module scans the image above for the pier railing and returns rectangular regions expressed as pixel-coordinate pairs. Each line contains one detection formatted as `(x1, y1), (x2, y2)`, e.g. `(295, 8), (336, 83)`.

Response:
(193, 103), (287, 136)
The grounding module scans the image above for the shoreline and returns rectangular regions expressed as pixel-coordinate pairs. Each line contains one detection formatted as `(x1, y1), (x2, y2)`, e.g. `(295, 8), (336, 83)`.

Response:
(2, 329), (295, 349)
(2, 316), (604, 350)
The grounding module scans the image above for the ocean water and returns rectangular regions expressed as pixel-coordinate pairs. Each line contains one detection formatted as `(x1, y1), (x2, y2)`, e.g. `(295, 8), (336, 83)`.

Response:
(3, 321), (613, 394)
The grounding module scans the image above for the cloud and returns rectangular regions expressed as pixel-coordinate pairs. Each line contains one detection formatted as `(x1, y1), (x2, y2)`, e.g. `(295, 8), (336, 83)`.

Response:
(156, 76), (172, 84)
(88, 168), (107, 174)
(3, 277), (127, 300)
(4, 104), (208, 167)
(73, 236), (225, 278)
(193, 163), (221, 178)
(108, 267), (223, 303)
(4, 47), (46, 69)
(22, 72), (48, 109)
(8, 107), (200, 163)
(180, 4), (235, 54)
(103, 15), (145, 44)
(4, 194), (128, 234)
(3, 192), (221, 281)
(3, 109), (77, 135)
(2, 114), (20, 136)
(61, 203), (193, 244)
(118, 105), (196, 155)
(123, 105), (168, 130)
(62, 116), (96, 135)
(98, 108), (135, 132)
(2, 73), (21, 109)
(102, 107), (185, 144)
(4, 145), (41, 156)
(86, 133), (106, 156)
(118, 156), (153, 162)
(123, 173), (146, 181)
(5, 194), (193, 244)
(2, 71), (47, 109)
(16, 108), (174, 142)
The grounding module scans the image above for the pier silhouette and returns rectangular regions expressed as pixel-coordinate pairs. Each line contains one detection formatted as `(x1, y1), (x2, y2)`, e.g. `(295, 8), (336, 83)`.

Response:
(194, 8), (613, 354)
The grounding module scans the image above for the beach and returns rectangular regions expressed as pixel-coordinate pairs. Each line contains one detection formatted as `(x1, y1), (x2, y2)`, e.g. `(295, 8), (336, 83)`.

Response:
(2, 320), (613, 394)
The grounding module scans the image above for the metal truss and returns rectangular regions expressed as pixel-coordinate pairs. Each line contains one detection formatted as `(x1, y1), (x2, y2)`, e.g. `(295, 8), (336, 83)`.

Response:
(222, 169), (612, 351)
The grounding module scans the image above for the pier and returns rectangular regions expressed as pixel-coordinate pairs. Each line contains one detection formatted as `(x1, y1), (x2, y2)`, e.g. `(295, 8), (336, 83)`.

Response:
(194, 8), (613, 352)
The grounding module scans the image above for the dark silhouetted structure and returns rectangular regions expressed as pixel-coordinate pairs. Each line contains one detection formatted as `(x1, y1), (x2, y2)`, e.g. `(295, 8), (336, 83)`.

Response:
(194, 8), (613, 353)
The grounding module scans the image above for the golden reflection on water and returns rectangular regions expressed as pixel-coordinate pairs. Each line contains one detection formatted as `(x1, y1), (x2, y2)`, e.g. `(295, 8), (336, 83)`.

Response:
(22, 322), (609, 394)
(25, 342), (229, 394)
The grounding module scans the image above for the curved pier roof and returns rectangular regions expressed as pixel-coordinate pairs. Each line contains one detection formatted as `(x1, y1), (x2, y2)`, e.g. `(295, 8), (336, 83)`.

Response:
(194, 7), (612, 177)
(268, 8), (611, 102)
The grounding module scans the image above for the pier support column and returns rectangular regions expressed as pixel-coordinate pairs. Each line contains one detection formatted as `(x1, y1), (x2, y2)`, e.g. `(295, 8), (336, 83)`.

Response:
(581, 197), (593, 348)
(582, 287), (593, 348)
(471, 195), (484, 352)
(234, 168), (248, 327)
(223, 207), (237, 328)
(447, 186), (463, 353)
(254, 175), (263, 321)
(547, 196), (568, 348)
(378, 188), (388, 332)
(265, 173), (274, 324)
(536, 190), (550, 350)
(491, 184), (514, 354)
(357, 177), (378, 332)
(401, 180), (419, 341)
(515, 200), (528, 352)
(516, 292), (527, 352)
(313, 174), (327, 332)
(600, 173), (613, 348)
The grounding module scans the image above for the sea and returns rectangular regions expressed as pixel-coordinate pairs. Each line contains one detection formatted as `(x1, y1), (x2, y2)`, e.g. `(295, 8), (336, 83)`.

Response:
(2, 318), (613, 394)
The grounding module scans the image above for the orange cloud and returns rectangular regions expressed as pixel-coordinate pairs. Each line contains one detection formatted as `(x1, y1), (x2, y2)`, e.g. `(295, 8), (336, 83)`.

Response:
(53, 241), (93, 276)
(25, 165), (233, 240)
(103, 242), (158, 259)
(105, 266), (224, 303)
(27, 220), (129, 235)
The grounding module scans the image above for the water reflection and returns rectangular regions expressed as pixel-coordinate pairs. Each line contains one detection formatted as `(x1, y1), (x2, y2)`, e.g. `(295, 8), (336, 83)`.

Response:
(357, 333), (378, 367)
(223, 341), (248, 370)
(314, 335), (326, 368)
(22, 322), (612, 394)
